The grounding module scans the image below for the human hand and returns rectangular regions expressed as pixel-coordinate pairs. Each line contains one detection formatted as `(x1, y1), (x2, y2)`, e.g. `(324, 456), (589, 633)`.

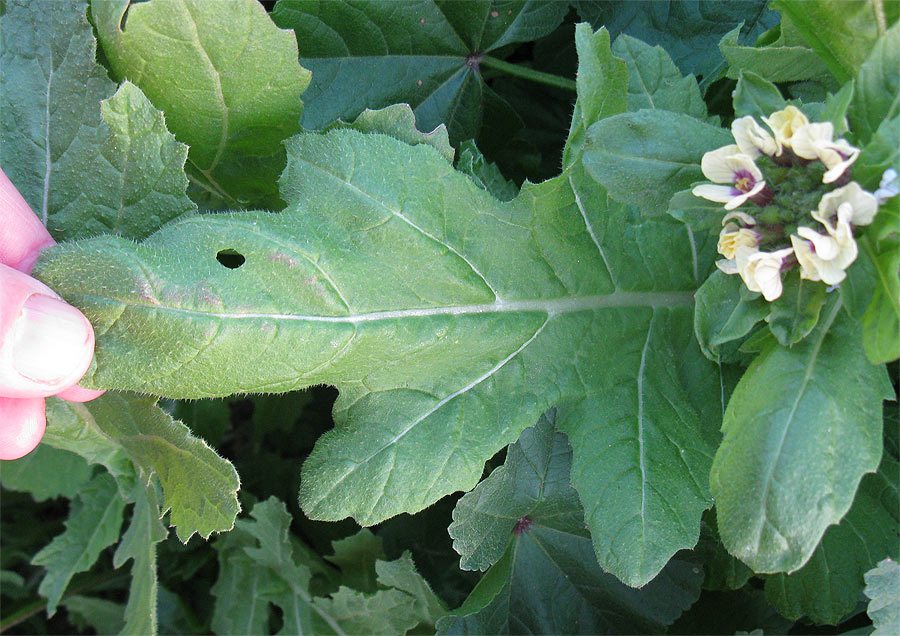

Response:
(0, 168), (103, 460)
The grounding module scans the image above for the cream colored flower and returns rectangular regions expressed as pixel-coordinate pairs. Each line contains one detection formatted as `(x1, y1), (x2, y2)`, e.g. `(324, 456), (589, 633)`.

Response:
(817, 181), (879, 226)
(762, 106), (809, 155)
(791, 122), (860, 183)
(732, 116), (778, 158)
(716, 244), (792, 301)
(738, 246), (794, 301)
(790, 202), (858, 285)
(875, 168), (899, 204)
(718, 220), (759, 260)
(692, 145), (766, 209)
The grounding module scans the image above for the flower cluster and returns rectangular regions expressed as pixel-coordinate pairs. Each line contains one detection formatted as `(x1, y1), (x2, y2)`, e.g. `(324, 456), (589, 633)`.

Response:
(692, 106), (891, 301)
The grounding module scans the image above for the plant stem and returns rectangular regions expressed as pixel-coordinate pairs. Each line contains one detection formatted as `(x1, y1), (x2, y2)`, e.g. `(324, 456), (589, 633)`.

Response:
(873, 0), (887, 36)
(0, 570), (128, 633)
(479, 55), (576, 92)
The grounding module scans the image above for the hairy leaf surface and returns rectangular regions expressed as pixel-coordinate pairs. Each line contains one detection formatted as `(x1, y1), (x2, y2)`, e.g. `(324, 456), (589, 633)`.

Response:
(35, 23), (717, 588)
(92, 0), (310, 208)
(865, 557), (900, 636)
(711, 299), (893, 573)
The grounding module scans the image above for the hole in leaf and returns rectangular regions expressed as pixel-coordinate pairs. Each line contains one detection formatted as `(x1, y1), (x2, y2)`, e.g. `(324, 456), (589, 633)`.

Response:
(216, 249), (245, 269)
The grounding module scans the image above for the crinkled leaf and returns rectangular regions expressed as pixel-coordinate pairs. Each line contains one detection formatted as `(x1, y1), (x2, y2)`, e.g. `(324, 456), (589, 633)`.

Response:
(695, 511), (754, 591)
(765, 272), (828, 347)
(325, 104), (454, 164)
(0, 445), (92, 502)
(455, 140), (519, 202)
(851, 22), (900, 145)
(312, 587), (420, 636)
(733, 70), (787, 120)
(440, 415), (703, 633)
(212, 498), (318, 635)
(32, 473), (126, 615)
(113, 481), (168, 636)
(772, 0), (883, 85)
(375, 551), (447, 628)
(765, 458), (900, 624)
(271, 0), (567, 143)
(611, 34), (710, 120)
(324, 529), (385, 594)
(694, 270), (769, 363)
(583, 109), (733, 215)
(865, 558), (900, 636)
(92, 0), (310, 209)
(718, 20), (833, 84)
(573, 0), (777, 84)
(710, 298), (894, 573)
(88, 393), (240, 541)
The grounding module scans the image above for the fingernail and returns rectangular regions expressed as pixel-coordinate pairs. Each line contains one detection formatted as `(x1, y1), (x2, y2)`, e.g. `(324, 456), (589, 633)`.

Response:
(12, 294), (91, 385)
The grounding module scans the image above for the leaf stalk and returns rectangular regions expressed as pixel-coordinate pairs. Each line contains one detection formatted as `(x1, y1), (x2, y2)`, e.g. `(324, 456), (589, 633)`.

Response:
(479, 56), (576, 92)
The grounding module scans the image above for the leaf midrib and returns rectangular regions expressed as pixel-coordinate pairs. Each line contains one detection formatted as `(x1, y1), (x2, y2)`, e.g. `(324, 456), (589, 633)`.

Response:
(69, 290), (695, 324)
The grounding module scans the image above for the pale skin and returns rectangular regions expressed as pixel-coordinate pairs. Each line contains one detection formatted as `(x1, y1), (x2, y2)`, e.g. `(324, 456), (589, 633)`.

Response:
(0, 168), (103, 460)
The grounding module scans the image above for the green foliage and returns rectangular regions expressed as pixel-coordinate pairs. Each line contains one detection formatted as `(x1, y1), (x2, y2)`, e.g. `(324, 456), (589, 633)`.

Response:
(865, 557), (900, 636)
(92, 0), (310, 209)
(2, 1), (898, 634)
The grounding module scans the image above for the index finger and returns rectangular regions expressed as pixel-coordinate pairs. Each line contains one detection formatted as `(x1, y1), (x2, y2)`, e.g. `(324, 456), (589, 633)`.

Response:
(0, 168), (55, 273)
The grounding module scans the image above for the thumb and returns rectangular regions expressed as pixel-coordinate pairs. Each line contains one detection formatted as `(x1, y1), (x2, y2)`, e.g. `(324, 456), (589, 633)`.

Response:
(0, 263), (95, 398)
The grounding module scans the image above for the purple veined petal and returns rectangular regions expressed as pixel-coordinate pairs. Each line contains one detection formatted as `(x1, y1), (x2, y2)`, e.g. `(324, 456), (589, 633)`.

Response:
(724, 180), (766, 210)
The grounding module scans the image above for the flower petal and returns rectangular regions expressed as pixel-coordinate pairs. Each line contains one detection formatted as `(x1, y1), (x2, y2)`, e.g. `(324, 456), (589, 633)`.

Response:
(692, 183), (736, 203)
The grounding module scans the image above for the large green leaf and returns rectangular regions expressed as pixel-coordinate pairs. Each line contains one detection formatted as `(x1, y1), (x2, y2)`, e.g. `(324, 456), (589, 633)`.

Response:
(32, 473), (126, 615)
(34, 25), (716, 590)
(850, 22), (900, 144)
(772, 0), (884, 85)
(610, 34), (710, 121)
(271, 0), (568, 144)
(440, 415), (703, 633)
(764, 458), (899, 624)
(1, 0), (194, 243)
(91, 0), (310, 209)
(717, 19), (833, 84)
(583, 109), (733, 215)
(710, 298), (894, 573)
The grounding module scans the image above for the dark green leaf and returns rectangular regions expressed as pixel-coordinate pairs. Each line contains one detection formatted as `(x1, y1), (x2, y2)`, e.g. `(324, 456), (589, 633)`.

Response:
(861, 236), (900, 364)
(32, 473), (126, 615)
(63, 596), (126, 636)
(711, 299), (894, 573)
(271, 0), (567, 144)
(440, 414), (702, 633)
(765, 272), (829, 346)
(573, 0), (777, 83)
(765, 458), (900, 624)
(455, 140), (519, 202)
(668, 189), (731, 233)
(583, 109), (733, 215)
(694, 270), (770, 362)
(851, 22), (900, 144)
